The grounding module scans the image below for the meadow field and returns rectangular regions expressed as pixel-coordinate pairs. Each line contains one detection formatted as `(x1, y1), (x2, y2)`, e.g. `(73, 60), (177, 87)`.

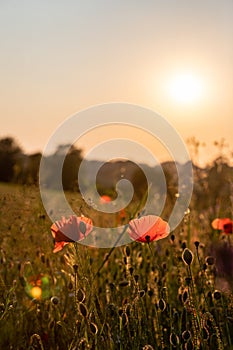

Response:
(0, 159), (233, 350)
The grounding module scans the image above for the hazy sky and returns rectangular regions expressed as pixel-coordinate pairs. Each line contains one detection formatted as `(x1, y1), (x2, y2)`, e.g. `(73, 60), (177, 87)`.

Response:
(0, 0), (232, 165)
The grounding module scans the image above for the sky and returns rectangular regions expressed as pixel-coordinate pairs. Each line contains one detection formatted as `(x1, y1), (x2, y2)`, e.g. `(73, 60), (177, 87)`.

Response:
(0, 0), (233, 166)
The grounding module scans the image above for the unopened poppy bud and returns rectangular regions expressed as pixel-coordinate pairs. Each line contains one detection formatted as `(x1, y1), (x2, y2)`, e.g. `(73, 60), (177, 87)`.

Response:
(77, 289), (85, 303)
(134, 275), (139, 283)
(170, 333), (179, 347)
(79, 303), (88, 317)
(205, 256), (215, 265)
(213, 290), (221, 300)
(182, 248), (194, 266)
(182, 330), (191, 342)
(170, 234), (175, 242)
(90, 322), (98, 334)
(73, 264), (78, 273)
(158, 298), (166, 311)
(51, 296), (59, 305)
(202, 327), (209, 340)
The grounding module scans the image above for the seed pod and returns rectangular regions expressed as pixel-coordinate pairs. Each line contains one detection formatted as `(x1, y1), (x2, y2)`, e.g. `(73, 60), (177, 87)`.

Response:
(40, 254), (45, 264)
(202, 326), (209, 340)
(51, 296), (59, 305)
(77, 289), (85, 303)
(182, 330), (191, 342)
(139, 290), (145, 298)
(181, 241), (187, 249)
(134, 274), (139, 283)
(205, 256), (214, 265)
(73, 264), (78, 273)
(158, 298), (166, 311)
(121, 312), (128, 327)
(68, 280), (73, 290)
(170, 333), (179, 347)
(79, 303), (88, 317)
(90, 322), (98, 335)
(182, 289), (189, 304)
(213, 290), (221, 300)
(182, 248), (194, 266)
(185, 339), (194, 350)
(129, 267), (134, 275)
(148, 289), (153, 297)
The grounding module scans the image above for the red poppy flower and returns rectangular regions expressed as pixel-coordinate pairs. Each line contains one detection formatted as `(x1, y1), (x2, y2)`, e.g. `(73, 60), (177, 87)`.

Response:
(51, 215), (93, 252)
(211, 218), (233, 234)
(100, 195), (112, 203)
(127, 215), (170, 243)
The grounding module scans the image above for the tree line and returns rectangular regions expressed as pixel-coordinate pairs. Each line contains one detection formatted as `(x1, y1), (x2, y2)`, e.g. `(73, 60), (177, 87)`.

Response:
(0, 136), (232, 217)
(0, 137), (83, 191)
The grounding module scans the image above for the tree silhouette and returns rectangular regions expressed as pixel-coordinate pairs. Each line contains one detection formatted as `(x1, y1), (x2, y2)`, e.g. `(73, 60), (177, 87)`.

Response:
(0, 137), (23, 182)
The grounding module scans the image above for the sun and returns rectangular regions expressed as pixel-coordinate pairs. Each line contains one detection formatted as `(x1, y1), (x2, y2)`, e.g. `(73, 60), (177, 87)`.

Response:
(169, 72), (204, 104)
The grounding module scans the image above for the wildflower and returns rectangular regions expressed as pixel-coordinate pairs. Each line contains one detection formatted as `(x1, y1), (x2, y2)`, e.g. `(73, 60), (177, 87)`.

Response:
(51, 215), (93, 253)
(100, 195), (112, 203)
(127, 215), (170, 243)
(211, 218), (233, 234)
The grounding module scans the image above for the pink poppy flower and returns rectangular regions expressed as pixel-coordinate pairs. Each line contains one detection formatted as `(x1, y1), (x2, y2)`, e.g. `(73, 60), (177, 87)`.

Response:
(211, 218), (233, 234)
(51, 215), (93, 252)
(127, 215), (170, 243)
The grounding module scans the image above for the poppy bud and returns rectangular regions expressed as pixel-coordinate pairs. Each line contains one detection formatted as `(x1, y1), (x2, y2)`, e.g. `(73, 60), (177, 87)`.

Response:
(90, 322), (98, 334)
(51, 296), (59, 305)
(182, 330), (191, 342)
(79, 303), (88, 317)
(77, 289), (85, 303)
(205, 256), (215, 265)
(182, 248), (194, 266)
(73, 264), (78, 273)
(158, 298), (166, 311)
(170, 333), (179, 346)
(213, 290), (221, 300)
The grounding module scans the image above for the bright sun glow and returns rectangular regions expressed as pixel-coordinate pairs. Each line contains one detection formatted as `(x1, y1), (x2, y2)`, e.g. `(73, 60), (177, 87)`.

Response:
(169, 73), (204, 104)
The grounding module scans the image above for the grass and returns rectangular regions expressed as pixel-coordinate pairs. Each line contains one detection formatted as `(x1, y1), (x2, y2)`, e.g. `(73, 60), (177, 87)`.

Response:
(0, 182), (233, 350)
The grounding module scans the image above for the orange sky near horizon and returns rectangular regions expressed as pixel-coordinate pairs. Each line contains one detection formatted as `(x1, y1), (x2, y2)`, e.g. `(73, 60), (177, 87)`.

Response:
(0, 1), (232, 166)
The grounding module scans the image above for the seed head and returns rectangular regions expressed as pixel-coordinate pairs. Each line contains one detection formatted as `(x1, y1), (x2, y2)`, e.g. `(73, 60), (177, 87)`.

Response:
(182, 248), (194, 266)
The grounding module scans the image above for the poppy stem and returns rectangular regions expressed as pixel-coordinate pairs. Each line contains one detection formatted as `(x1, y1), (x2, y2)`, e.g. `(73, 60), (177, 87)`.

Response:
(92, 186), (150, 280)
(92, 224), (129, 280)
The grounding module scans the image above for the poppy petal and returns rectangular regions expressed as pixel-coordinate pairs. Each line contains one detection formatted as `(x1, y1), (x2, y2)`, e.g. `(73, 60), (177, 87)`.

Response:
(50, 215), (93, 252)
(128, 215), (170, 243)
(212, 218), (233, 234)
